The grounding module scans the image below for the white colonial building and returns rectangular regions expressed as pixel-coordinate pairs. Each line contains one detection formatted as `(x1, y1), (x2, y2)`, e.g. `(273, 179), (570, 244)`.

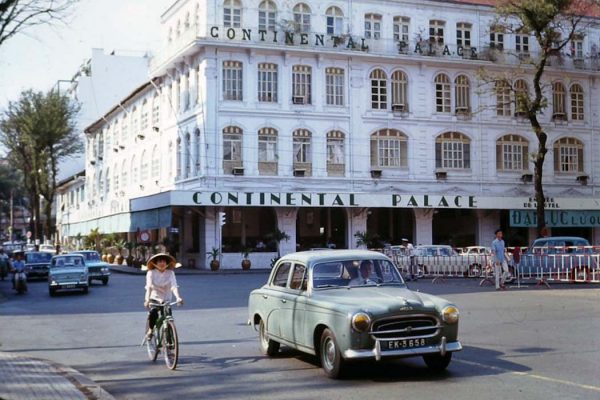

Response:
(59, 0), (600, 268)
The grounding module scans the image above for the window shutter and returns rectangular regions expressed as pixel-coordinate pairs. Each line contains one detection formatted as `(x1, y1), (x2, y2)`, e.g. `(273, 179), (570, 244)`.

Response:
(578, 147), (584, 172)
(496, 143), (503, 170)
(435, 142), (442, 168)
(522, 145), (529, 171)
(464, 143), (471, 169)
(400, 140), (408, 168)
(370, 138), (378, 167)
(553, 147), (559, 172)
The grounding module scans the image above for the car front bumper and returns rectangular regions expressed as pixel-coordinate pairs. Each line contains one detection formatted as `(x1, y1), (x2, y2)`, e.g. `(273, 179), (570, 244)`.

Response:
(344, 337), (462, 361)
(88, 272), (110, 279)
(49, 281), (88, 290)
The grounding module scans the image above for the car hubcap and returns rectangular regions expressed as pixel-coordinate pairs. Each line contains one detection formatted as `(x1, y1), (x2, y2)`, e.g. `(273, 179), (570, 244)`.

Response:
(323, 338), (335, 369)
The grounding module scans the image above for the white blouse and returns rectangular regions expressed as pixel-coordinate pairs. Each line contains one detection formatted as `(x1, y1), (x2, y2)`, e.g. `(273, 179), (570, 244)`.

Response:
(145, 269), (178, 302)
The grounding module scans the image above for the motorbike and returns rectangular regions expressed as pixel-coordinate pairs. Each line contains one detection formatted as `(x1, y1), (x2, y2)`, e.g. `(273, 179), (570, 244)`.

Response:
(13, 270), (28, 294)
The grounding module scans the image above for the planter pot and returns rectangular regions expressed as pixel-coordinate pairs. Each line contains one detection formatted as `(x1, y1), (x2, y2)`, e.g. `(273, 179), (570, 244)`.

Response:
(101, 254), (108, 262)
(126, 255), (134, 266)
(241, 259), (251, 270)
(107, 254), (115, 264)
(116, 255), (124, 265)
(133, 258), (142, 269)
(210, 260), (220, 271)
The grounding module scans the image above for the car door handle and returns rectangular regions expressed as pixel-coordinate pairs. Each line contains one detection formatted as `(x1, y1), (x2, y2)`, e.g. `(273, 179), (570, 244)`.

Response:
(262, 294), (268, 299)
(281, 299), (287, 303)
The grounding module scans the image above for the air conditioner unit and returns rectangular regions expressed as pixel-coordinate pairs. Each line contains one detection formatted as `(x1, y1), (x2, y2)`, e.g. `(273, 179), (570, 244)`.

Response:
(370, 169), (382, 179)
(576, 175), (589, 185)
(119, 145), (125, 149)
(137, 133), (146, 140)
(152, 126), (160, 132)
(232, 167), (244, 176)
(552, 112), (566, 121)
(518, 52), (531, 61)
(292, 96), (306, 105)
(293, 168), (306, 177)
(521, 173), (533, 183)
(89, 159), (96, 165)
(113, 147), (119, 152)
(573, 58), (585, 69)
(455, 107), (470, 115)
(392, 104), (406, 112)
(435, 170), (447, 180)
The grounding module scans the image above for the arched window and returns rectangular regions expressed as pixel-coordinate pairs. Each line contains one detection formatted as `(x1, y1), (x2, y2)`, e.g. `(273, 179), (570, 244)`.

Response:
(258, 1), (277, 31)
(258, 63), (278, 102)
(168, 27), (173, 43)
(370, 129), (408, 168)
(168, 141), (174, 178)
(258, 127), (278, 175)
(370, 69), (387, 110)
(429, 20), (445, 45)
(176, 20), (181, 37)
(141, 100), (149, 131)
(176, 137), (182, 178)
(434, 74), (451, 113)
(121, 160), (128, 192)
(130, 155), (139, 186)
(327, 130), (345, 176)
(152, 93), (160, 127)
(435, 132), (470, 169)
(184, 12), (190, 29)
(293, 129), (312, 168)
(391, 70), (408, 111)
(326, 6), (343, 35)
(554, 137), (584, 173)
(393, 16), (410, 43)
(131, 106), (138, 136)
(514, 79), (529, 117)
(364, 13), (382, 40)
(552, 81), (567, 120)
(496, 135), (529, 171)
(454, 75), (470, 114)
(292, 65), (312, 104)
(293, 3), (311, 33)
(185, 132), (192, 178)
(495, 80), (511, 116)
(140, 150), (148, 182)
(223, 126), (242, 174)
(113, 164), (119, 192)
(98, 170), (104, 199)
(223, 61), (243, 101)
(151, 145), (160, 178)
(105, 167), (110, 196)
(223, 0), (241, 28)
(121, 116), (128, 144)
(570, 84), (584, 121)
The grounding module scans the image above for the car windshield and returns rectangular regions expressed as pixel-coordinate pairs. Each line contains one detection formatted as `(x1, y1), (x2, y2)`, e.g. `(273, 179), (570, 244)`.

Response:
(51, 256), (84, 268)
(312, 259), (404, 289)
(26, 252), (53, 263)
(76, 252), (100, 261)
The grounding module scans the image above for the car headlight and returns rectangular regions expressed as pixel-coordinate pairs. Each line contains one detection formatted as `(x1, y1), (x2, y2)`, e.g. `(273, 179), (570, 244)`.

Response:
(351, 312), (372, 333)
(80, 273), (86, 280)
(442, 306), (460, 324)
(101, 267), (108, 272)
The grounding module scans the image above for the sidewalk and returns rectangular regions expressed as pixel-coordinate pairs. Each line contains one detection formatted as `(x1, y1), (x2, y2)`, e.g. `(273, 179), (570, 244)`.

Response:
(109, 263), (271, 275)
(0, 352), (114, 400)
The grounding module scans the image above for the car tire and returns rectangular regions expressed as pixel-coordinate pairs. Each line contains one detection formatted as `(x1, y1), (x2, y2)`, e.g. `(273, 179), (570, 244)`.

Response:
(423, 352), (452, 372)
(320, 328), (345, 379)
(102, 277), (109, 285)
(82, 286), (89, 295)
(88, 278), (93, 285)
(49, 288), (56, 297)
(258, 319), (279, 357)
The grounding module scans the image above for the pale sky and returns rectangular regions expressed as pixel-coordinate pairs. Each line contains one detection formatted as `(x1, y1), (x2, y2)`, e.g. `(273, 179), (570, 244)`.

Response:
(0, 0), (168, 110)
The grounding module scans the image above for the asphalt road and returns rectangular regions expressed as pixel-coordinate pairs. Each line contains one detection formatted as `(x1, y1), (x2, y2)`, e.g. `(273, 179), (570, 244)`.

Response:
(1, 273), (599, 400)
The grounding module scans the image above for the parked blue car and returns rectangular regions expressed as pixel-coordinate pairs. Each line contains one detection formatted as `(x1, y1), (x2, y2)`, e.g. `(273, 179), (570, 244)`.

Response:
(71, 251), (111, 285)
(519, 236), (597, 282)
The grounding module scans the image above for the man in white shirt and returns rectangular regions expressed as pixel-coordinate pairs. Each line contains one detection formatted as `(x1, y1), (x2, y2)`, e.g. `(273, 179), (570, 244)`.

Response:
(402, 238), (416, 281)
(350, 260), (377, 285)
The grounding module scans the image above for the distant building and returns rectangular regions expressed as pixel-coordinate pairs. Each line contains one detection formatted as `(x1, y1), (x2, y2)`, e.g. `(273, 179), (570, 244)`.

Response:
(61, 0), (600, 268)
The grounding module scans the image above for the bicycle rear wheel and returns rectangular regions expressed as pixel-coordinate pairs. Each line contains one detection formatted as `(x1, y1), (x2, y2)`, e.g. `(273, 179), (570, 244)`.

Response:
(145, 321), (159, 361)
(162, 319), (179, 370)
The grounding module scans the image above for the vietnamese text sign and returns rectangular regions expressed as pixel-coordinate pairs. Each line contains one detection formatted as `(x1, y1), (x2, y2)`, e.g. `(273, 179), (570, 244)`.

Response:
(510, 210), (600, 227)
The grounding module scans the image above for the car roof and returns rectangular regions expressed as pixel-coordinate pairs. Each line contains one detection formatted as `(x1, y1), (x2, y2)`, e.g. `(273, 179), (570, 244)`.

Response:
(278, 249), (390, 265)
(532, 236), (589, 244)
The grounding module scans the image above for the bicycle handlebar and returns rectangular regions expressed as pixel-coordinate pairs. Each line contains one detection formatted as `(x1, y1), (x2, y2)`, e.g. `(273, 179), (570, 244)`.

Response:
(148, 301), (181, 307)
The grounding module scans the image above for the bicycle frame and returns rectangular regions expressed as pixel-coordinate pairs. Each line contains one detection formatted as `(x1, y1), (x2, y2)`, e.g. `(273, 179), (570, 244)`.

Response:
(144, 301), (180, 370)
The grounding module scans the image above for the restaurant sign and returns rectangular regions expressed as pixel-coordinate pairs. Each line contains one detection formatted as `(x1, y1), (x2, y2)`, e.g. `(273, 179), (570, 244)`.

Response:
(510, 210), (600, 227)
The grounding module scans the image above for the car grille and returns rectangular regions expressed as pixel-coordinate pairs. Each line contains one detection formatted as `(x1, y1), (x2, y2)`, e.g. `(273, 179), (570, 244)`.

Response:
(88, 266), (101, 274)
(55, 273), (80, 281)
(371, 316), (441, 340)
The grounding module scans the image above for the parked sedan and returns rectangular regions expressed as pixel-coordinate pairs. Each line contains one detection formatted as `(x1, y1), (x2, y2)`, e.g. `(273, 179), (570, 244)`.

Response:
(48, 254), (89, 296)
(71, 250), (110, 285)
(248, 250), (462, 378)
(24, 251), (53, 279)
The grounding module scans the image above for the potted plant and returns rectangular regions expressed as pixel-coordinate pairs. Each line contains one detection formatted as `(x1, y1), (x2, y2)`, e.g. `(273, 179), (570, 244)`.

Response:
(114, 239), (126, 265)
(207, 247), (220, 271)
(125, 241), (135, 266)
(241, 248), (252, 270)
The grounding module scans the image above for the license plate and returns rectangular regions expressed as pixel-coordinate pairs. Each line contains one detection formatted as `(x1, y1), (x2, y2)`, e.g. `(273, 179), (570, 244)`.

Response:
(62, 284), (76, 289)
(382, 338), (428, 350)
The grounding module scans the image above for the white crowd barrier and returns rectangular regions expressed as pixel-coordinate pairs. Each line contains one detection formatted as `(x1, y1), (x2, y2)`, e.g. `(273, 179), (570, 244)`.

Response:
(383, 246), (600, 286)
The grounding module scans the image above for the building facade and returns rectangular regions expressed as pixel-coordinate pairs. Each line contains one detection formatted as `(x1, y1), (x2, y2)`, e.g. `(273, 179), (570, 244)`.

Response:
(62, 0), (600, 268)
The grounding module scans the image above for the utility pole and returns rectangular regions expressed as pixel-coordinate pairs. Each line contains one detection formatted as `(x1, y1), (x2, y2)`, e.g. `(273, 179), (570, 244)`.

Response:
(9, 189), (13, 241)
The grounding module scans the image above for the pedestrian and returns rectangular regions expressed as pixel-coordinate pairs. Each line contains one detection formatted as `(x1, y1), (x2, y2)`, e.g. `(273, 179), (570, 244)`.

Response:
(491, 229), (510, 290)
(143, 253), (184, 340)
(0, 248), (9, 280)
(402, 238), (416, 281)
(10, 252), (25, 289)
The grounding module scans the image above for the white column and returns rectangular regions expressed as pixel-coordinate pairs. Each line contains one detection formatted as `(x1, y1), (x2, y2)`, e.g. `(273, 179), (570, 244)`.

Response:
(414, 209), (433, 245)
(275, 208), (298, 256)
(476, 210), (500, 246)
(348, 208), (368, 249)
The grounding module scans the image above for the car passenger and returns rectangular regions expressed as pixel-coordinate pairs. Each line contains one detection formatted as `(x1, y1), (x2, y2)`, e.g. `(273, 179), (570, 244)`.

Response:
(350, 260), (377, 285)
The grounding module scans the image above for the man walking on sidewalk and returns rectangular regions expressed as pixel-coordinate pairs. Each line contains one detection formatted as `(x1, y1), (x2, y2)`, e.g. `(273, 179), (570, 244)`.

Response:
(491, 229), (510, 290)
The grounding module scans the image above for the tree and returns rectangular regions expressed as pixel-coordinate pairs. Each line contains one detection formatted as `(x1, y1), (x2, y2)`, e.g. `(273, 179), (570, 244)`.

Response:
(0, 89), (81, 241)
(0, 0), (78, 48)
(0, 161), (25, 239)
(485, 0), (596, 235)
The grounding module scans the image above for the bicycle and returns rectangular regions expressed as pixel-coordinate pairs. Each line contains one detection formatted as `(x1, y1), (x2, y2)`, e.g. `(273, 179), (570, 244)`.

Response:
(141, 301), (180, 370)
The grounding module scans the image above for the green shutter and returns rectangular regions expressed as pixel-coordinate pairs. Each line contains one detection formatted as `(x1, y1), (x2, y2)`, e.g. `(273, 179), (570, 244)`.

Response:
(400, 140), (408, 168)
(578, 147), (584, 172)
(554, 147), (559, 172)
(370, 138), (378, 167)
(496, 143), (503, 170)
(463, 143), (471, 169)
(435, 142), (442, 168)
(522, 145), (529, 171)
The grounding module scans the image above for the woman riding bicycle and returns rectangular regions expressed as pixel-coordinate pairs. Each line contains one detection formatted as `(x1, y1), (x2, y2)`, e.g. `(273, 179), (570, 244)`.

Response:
(144, 253), (183, 340)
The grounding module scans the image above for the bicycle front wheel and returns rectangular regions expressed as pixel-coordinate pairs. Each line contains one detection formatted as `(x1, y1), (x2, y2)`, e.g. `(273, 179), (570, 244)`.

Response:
(162, 319), (179, 370)
(145, 321), (159, 362)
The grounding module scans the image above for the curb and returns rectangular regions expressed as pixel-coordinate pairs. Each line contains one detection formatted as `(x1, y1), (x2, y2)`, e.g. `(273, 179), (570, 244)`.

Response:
(109, 265), (271, 276)
(0, 352), (115, 400)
